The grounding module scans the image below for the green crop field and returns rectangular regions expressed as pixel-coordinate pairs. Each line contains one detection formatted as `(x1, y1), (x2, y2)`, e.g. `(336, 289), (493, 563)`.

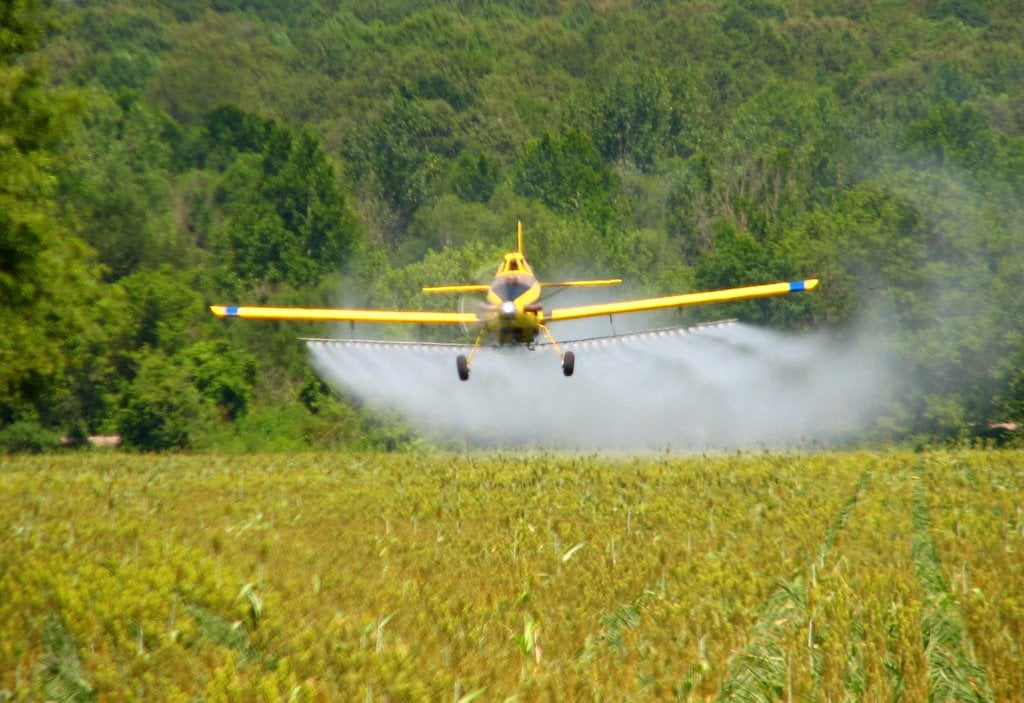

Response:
(1, 451), (1021, 702)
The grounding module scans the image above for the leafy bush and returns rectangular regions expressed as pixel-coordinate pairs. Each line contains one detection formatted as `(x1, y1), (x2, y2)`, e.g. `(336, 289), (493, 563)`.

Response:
(118, 353), (202, 450)
(186, 340), (258, 420)
(0, 420), (61, 454)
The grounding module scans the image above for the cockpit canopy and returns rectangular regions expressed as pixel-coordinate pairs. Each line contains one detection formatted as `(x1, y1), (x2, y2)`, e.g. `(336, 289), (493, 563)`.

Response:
(492, 279), (533, 301)
(497, 252), (532, 276)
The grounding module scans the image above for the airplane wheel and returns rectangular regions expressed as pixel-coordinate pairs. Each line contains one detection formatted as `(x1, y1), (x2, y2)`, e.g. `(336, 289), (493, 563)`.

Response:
(562, 351), (575, 377)
(456, 354), (470, 381)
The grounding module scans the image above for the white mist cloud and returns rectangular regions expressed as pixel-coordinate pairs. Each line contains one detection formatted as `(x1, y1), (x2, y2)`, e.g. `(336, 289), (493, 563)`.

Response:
(308, 321), (895, 450)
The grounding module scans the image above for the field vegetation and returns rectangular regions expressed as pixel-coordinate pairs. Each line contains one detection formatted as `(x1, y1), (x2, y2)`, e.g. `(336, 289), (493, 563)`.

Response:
(2, 450), (1020, 701)
(4, 4), (1021, 700)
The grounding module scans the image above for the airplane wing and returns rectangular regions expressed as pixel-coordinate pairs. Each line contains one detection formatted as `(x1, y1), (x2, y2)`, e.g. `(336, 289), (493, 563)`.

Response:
(210, 305), (478, 325)
(544, 279), (818, 322)
(421, 284), (491, 295)
(541, 278), (622, 289)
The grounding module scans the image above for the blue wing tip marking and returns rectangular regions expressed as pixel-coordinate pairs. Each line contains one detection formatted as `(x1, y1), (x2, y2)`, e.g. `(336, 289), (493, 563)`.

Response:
(226, 306), (240, 316)
(789, 280), (806, 292)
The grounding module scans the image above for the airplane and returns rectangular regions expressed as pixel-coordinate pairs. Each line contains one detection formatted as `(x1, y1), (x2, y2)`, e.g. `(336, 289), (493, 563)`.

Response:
(211, 222), (819, 381)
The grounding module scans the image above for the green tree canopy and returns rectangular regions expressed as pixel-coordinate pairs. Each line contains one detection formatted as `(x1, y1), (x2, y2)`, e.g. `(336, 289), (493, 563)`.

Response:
(118, 352), (203, 450)
(207, 108), (362, 290)
(516, 129), (618, 227)
(0, 0), (110, 433)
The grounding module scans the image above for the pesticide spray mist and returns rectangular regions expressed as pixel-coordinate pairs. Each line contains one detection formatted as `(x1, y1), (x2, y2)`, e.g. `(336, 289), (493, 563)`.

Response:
(308, 321), (895, 450)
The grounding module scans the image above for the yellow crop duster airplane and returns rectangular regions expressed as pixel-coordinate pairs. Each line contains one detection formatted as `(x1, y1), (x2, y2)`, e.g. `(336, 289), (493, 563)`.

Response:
(212, 223), (819, 380)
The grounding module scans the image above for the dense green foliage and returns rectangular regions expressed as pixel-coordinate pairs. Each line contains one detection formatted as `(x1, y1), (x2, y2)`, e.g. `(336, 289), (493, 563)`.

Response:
(2, 0), (1024, 447)
(2, 450), (1021, 699)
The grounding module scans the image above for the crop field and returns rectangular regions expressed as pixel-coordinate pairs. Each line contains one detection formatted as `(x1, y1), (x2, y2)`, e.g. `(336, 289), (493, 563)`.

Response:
(1, 451), (1021, 702)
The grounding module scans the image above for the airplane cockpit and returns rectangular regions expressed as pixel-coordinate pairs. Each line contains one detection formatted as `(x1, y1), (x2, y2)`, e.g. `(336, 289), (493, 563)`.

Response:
(492, 279), (533, 301)
(498, 252), (532, 276)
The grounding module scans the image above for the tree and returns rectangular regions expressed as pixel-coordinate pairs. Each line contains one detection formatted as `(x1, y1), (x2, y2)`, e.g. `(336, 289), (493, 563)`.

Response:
(0, 0), (111, 433)
(581, 66), (673, 171)
(57, 92), (181, 280)
(515, 129), (617, 227)
(712, 80), (843, 228)
(451, 152), (500, 203)
(186, 340), (258, 420)
(118, 267), (201, 354)
(200, 103), (277, 170)
(342, 97), (458, 238)
(118, 352), (202, 451)
(926, 0), (987, 27)
(209, 110), (362, 289)
(904, 100), (998, 175)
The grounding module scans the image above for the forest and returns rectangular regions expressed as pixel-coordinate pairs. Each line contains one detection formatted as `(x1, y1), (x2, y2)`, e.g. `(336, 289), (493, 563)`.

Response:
(2, 0), (1024, 451)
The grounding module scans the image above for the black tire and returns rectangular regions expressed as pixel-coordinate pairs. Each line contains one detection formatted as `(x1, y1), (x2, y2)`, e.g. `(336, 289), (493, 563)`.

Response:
(562, 350), (575, 377)
(456, 354), (470, 381)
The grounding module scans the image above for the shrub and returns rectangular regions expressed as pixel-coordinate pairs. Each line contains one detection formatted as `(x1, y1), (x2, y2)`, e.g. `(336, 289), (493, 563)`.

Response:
(0, 419), (61, 454)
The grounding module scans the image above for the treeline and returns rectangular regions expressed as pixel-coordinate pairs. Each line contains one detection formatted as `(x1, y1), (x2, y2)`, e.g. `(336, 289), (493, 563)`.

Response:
(2, 0), (1023, 450)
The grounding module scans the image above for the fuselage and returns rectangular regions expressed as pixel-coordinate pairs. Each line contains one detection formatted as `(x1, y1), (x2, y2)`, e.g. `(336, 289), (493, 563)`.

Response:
(483, 251), (543, 344)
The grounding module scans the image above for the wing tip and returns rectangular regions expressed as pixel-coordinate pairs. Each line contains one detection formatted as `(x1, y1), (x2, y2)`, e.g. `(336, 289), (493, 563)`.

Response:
(210, 305), (239, 317)
(789, 278), (819, 293)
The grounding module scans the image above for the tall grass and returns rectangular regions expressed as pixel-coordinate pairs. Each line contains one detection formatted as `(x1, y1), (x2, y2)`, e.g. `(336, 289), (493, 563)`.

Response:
(1, 451), (1019, 700)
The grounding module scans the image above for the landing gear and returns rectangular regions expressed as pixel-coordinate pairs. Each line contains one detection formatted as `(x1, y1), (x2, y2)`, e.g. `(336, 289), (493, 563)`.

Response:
(537, 323), (575, 378)
(455, 328), (488, 381)
(456, 326), (577, 379)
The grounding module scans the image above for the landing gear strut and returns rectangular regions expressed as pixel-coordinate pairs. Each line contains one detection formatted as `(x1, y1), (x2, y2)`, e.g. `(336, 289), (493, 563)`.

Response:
(455, 328), (487, 381)
(539, 324), (575, 378)
(456, 326), (577, 380)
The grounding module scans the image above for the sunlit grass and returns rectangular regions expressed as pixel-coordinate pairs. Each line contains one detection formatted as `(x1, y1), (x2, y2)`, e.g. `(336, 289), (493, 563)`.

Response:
(0, 451), (1017, 700)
